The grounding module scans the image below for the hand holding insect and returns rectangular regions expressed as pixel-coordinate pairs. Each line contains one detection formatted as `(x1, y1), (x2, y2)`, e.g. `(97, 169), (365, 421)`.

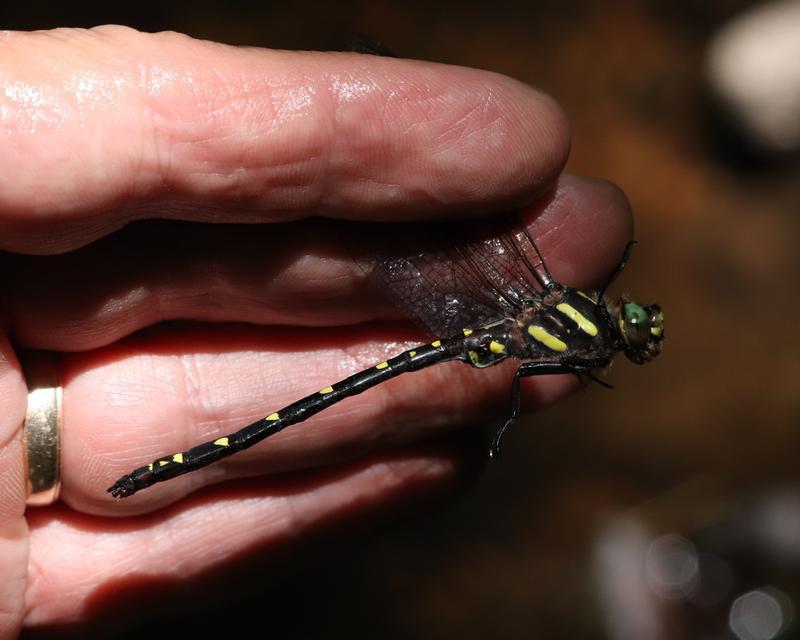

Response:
(0, 27), (635, 634)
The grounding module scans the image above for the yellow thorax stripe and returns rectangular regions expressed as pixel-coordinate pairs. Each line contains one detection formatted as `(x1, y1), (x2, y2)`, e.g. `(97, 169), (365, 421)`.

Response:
(528, 325), (567, 352)
(556, 303), (598, 336)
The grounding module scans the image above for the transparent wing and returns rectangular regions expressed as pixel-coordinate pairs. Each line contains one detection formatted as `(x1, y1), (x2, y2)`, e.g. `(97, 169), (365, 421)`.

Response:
(377, 217), (553, 337)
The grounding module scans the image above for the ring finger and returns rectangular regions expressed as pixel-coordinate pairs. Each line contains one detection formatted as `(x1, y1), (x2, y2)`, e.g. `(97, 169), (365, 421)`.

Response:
(60, 319), (568, 514)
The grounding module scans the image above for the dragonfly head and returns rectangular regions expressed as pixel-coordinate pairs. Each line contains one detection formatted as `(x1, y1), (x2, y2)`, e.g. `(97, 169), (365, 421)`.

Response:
(615, 298), (664, 364)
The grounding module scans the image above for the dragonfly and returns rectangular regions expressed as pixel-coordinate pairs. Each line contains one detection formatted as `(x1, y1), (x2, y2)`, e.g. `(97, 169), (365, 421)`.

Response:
(108, 219), (664, 498)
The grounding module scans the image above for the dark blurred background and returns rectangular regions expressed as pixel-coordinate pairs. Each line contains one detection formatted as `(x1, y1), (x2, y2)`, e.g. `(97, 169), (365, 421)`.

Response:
(8, 1), (800, 639)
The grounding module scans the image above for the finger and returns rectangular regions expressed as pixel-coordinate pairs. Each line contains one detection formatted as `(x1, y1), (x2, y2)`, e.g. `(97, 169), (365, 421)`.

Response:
(3, 174), (631, 351)
(25, 446), (473, 629)
(0, 334), (29, 639)
(0, 26), (569, 254)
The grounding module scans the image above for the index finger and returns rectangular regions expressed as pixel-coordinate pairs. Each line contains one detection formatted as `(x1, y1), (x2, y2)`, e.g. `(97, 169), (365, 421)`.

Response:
(0, 26), (569, 254)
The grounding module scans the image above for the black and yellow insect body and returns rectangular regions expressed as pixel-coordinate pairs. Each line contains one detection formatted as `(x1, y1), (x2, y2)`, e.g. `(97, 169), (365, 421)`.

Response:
(108, 225), (664, 499)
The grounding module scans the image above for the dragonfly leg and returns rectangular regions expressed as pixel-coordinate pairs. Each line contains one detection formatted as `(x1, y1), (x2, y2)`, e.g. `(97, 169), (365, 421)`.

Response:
(581, 372), (614, 389)
(489, 362), (579, 458)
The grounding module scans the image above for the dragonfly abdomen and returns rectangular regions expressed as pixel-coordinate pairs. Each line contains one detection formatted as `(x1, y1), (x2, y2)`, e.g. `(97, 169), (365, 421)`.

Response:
(107, 338), (460, 498)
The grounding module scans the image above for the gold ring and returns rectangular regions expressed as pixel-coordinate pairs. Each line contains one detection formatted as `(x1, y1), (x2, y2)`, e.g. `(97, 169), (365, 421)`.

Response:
(23, 353), (62, 507)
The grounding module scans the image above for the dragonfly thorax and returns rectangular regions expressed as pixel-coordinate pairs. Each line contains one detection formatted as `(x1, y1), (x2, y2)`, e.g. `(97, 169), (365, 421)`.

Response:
(510, 288), (616, 362)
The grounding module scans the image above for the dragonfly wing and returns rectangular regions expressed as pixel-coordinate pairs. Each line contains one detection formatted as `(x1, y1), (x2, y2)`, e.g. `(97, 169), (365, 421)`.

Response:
(376, 217), (550, 337)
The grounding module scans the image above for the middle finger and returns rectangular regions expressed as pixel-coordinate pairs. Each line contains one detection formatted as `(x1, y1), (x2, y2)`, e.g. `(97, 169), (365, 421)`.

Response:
(3, 174), (629, 352)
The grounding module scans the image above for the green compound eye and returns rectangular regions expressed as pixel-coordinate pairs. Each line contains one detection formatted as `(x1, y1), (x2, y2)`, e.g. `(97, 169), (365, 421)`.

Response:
(625, 303), (648, 325)
(618, 300), (664, 364)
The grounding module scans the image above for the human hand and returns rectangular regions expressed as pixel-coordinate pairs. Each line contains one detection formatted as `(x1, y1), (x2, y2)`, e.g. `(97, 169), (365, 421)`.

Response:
(0, 26), (632, 636)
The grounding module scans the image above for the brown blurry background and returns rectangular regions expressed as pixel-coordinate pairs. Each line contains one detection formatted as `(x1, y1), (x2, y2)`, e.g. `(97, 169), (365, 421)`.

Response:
(8, 2), (800, 639)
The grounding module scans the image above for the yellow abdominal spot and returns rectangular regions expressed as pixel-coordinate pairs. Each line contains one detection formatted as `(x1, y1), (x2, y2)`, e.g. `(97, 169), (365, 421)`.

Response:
(172, 453), (184, 463)
(319, 386), (334, 394)
(528, 325), (567, 352)
(214, 437), (229, 447)
(431, 340), (442, 348)
(489, 341), (507, 354)
(462, 328), (473, 336)
(266, 412), (280, 421)
(556, 303), (598, 336)
(376, 362), (389, 369)
(159, 460), (169, 467)
(408, 351), (417, 357)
